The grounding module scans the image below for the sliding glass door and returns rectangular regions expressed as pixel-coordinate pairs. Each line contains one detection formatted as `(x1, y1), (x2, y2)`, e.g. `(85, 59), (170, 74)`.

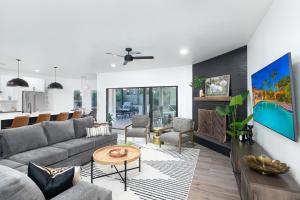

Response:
(107, 86), (177, 130)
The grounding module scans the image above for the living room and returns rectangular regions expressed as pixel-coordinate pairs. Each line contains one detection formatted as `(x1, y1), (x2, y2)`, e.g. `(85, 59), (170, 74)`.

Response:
(1, 0), (300, 200)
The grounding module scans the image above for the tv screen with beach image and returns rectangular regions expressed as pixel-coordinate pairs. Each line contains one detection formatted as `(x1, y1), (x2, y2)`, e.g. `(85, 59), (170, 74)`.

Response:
(251, 53), (297, 141)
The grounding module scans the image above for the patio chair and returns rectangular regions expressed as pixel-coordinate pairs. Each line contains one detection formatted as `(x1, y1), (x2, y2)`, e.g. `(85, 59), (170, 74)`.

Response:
(125, 115), (150, 144)
(159, 117), (194, 153)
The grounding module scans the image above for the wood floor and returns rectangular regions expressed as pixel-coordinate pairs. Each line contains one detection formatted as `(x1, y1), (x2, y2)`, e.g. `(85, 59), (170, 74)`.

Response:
(188, 145), (240, 200)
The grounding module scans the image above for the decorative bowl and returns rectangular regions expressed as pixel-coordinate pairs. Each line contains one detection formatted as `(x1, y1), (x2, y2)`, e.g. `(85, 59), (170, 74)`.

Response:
(108, 148), (128, 158)
(243, 154), (289, 175)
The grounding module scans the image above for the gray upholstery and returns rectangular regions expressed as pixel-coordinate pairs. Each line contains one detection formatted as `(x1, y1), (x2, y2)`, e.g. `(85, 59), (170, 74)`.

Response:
(51, 181), (112, 200)
(160, 131), (191, 144)
(126, 128), (147, 137)
(43, 120), (75, 145)
(0, 165), (45, 200)
(0, 123), (48, 158)
(173, 117), (193, 132)
(87, 133), (118, 148)
(9, 146), (68, 166)
(52, 138), (94, 156)
(0, 159), (23, 169)
(73, 117), (94, 138)
(132, 115), (149, 128)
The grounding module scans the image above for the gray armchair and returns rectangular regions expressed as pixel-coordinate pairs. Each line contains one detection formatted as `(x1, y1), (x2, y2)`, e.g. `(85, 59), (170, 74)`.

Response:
(159, 117), (194, 153)
(125, 115), (150, 144)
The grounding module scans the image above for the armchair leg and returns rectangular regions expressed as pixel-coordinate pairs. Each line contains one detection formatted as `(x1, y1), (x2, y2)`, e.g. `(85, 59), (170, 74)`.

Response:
(125, 136), (127, 144)
(145, 135), (147, 144)
(178, 142), (181, 154)
(159, 140), (162, 148)
(192, 134), (194, 147)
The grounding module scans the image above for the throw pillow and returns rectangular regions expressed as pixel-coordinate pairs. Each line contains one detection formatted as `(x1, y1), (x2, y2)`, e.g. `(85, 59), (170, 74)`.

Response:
(86, 125), (110, 137)
(28, 162), (74, 200)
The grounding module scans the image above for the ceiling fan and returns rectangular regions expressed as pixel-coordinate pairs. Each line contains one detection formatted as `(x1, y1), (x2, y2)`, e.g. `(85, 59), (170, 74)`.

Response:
(106, 48), (154, 66)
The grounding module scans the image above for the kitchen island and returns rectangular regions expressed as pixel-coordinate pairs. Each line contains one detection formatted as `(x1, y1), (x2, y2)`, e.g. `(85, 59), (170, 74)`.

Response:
(0, 111), (74, 129)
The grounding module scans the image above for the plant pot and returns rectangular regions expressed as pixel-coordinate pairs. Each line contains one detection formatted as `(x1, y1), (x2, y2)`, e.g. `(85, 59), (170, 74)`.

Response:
(199, 89), (204, 97)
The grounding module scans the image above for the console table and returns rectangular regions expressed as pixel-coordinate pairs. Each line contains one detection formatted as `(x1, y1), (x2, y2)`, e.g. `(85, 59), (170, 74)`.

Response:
(231, 139), (300, 200)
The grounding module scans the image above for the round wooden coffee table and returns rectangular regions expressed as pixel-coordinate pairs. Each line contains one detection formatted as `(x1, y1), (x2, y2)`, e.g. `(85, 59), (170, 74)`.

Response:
(91, 145), (141, 191)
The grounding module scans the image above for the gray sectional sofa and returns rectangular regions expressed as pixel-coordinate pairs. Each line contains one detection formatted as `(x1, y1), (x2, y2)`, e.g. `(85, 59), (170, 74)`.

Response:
(0, 117), (117, 200)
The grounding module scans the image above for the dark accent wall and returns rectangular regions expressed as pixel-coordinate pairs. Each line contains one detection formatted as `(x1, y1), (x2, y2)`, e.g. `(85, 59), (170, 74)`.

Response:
(193, 46), (247, 131)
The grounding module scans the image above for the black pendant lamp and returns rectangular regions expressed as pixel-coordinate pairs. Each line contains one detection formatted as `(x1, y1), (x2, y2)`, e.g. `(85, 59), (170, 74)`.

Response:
(7, 59), (29, 87)
(48, 67), (63, 89)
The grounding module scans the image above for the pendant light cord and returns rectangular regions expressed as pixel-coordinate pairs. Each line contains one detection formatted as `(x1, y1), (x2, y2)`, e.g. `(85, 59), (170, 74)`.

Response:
(16, 59), (21, 78)
(54, 67), (58, 82)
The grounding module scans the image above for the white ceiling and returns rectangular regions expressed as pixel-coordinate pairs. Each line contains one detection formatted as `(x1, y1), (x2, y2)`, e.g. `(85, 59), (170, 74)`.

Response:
(0, 0), (273, 79)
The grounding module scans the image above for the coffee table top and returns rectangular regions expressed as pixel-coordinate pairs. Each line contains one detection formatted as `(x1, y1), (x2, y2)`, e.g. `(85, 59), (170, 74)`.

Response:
(93, 145), (141, 165)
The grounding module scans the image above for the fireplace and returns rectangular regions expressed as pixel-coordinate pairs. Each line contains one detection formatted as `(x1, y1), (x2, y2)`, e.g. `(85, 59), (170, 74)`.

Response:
(196, 109), (227, 143)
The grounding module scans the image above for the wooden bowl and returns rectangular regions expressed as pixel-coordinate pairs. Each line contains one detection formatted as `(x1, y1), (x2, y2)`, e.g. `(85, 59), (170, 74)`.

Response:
(108, 148), (128, 158)
(243, 154), (289, 175)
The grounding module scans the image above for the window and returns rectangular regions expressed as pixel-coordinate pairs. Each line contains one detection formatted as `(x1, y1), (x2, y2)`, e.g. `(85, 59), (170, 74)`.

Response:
(91, 90), (97, 110)
(73, 90), (82, 109)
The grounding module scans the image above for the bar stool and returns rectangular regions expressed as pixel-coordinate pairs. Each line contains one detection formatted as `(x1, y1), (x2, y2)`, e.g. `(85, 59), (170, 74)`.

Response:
(10, 116), (30, 128)
(35, 113), (51, 124)
(72, 111), (82, 119)
(56, 112), (69, 121)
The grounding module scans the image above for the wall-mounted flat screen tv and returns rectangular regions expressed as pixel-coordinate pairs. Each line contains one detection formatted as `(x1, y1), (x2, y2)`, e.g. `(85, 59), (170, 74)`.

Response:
(251, 53), (297, 141)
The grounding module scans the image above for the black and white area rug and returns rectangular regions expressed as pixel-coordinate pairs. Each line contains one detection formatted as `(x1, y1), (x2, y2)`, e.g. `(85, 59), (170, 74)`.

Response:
(81, 135), (199, 200)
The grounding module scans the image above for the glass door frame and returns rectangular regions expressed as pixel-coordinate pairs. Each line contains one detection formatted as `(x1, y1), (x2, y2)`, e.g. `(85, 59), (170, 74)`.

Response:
(106, 86), (178, 130)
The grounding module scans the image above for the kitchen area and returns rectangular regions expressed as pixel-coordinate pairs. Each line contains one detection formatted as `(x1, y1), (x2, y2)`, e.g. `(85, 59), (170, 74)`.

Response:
(0, 73), (88, 129)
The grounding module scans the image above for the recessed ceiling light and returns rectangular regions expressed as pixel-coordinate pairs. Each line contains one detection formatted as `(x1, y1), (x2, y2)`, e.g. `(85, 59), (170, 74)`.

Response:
(110, 63), (116, 68)
(180, 48), (189, 55)
(34, 69), (40, 73)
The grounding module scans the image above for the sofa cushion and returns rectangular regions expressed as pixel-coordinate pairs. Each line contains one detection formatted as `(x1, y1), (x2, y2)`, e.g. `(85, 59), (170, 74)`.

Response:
(0, 165), (46, 200)
(0, 123), (48, 158)
(126, 128), (147, 137)
(43, 120), (75, 145)
(173, 118), (193, 132)
(0, 159), (24, 169)
(160, 131), (191, 144)
(132, 115), (149, 128)
(87, 134), (118, 148)
(9, 146), (68, 166)
(73, 117), (94, 138)
(52, 138), (94, 156)
(51, 181), (112, 200)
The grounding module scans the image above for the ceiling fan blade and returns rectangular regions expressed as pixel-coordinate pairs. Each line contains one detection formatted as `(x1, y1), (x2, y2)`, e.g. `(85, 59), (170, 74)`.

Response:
(132, 56), (154, 60)
(105, 52), (124, 57)
(131, 51), (142, 55)
(123, 60), (128, 65)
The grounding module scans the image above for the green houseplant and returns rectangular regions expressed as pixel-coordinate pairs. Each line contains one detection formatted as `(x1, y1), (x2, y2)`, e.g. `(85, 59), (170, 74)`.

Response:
(190, 75), (206, 97)
(216, 91), (253, 139)
(106, 113), (114, 127)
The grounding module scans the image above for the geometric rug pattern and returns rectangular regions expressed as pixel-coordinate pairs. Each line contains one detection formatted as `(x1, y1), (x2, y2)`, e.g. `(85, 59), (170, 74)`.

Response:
(81, 135), (199, 200)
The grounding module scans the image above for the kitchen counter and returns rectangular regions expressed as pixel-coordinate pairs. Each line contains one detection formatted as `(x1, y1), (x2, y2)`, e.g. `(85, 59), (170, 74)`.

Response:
(0, 110), (74, 129)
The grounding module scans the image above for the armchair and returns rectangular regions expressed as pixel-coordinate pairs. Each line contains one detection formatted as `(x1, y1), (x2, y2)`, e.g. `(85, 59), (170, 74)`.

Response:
(159, 117), (194, 153)
(125, 115), (150, 144)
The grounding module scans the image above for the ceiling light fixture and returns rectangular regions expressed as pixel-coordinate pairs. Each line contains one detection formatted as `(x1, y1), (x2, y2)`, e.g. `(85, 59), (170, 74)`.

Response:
(6, 59), (29, 87)
(179, 48), (189, 55)
(110, 63), (116, 68)
(48, 67), (63, 89)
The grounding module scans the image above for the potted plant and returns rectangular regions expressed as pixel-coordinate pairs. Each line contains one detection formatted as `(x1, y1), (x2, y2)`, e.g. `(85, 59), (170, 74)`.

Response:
(190, 75), (206, 97)
(106, 113), (114, 132)
(216, 91), (253, 140)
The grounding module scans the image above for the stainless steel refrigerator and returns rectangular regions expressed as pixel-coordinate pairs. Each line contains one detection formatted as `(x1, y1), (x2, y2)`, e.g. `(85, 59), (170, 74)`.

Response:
(22, 91), (48, 113)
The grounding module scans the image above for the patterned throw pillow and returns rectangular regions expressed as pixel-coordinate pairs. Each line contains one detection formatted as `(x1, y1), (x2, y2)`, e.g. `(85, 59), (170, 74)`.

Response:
(86, 125), (110, 137)
(28, 162), (75, 200)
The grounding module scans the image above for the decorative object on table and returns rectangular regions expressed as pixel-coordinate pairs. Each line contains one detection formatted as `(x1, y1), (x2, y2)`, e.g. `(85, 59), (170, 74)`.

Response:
(243, 155), (289, 175)
(251, 53), (297, 141)
(106, 113), (114, 132)
(91, 145), (141, 191)
(48, 66), (63, 89)
(245, 125), (254, 145)
(216, 91), (253, 139)
(205, 75), (230, 97)
(7, 59), (29, 87)
(190, 75), (206, 97)
(108, 147), (128, 158)
(28, 162), (74, 199)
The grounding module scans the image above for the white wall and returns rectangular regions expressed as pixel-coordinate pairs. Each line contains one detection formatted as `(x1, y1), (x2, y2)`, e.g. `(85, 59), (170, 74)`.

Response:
(247, 0), (300, 183)
(97, 65), (192, 122)
(0, 68), (97, 112)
